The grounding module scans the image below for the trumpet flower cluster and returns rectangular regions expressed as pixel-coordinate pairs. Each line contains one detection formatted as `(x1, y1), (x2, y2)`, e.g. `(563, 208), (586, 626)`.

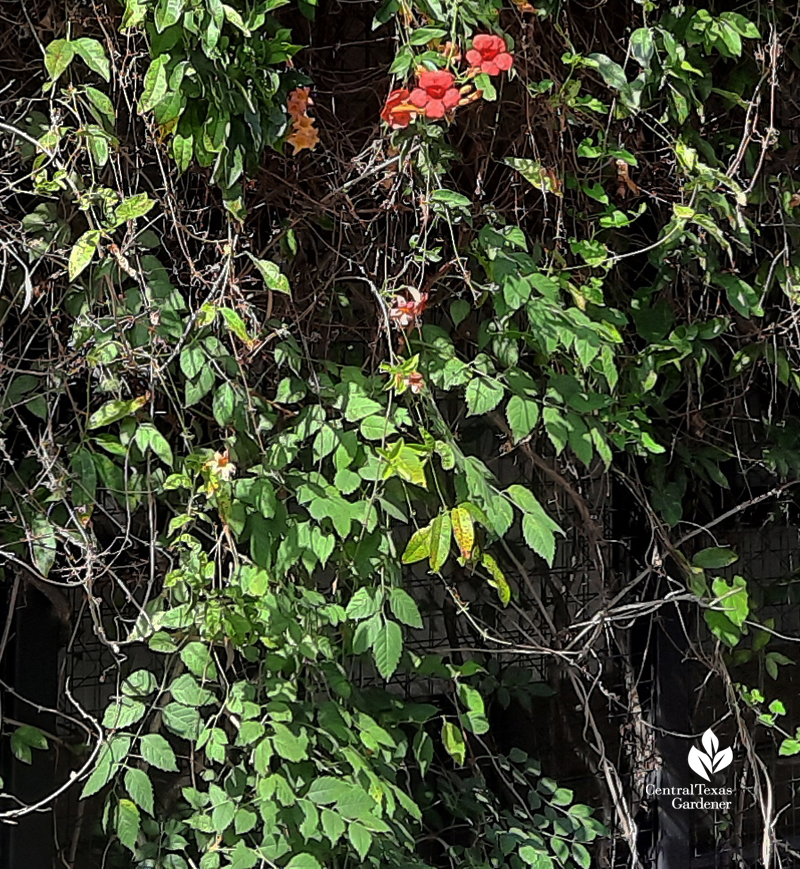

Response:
(286, 87), (320, 154)
(381, 32), (514, 129)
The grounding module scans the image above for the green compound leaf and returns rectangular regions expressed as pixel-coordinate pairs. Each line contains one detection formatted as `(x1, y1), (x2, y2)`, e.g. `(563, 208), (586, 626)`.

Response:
(81, 735), (132, 798)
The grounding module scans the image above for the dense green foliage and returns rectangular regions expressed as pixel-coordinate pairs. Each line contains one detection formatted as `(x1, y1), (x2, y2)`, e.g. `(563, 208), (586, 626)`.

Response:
(3, 0), (800, 866)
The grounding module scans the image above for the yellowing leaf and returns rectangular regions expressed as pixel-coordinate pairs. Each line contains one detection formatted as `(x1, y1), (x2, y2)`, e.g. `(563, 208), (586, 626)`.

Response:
(31, 516), (57, 577)
(481, 552), (510, 606)
(115, 193), (154, 224)
(402, 524), (432, 564)
(388, 446), (427, 488)
(139, 56), (168, 113)
(115, 798), (141, 853)
(429, 512), (452, 572)
(246, 253), (292, 295)
(451, 505), (474, 560)
(87, 395), (148, 429)
(69, 229), (101, 281)
(44, 39), (75, 81)
(219, 307), (253, 344)
(441, 721), (466, 766)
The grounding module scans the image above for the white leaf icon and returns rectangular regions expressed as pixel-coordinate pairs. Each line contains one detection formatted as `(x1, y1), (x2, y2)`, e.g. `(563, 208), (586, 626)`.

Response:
(689, 729), (732, 780)
(702, 729), (719, 756)
(712, 746), (733, 773)
(688, 745), (711, 781)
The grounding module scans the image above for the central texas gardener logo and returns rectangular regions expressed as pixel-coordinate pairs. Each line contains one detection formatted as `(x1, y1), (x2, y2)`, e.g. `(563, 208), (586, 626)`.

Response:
(688, 729), (733, 781)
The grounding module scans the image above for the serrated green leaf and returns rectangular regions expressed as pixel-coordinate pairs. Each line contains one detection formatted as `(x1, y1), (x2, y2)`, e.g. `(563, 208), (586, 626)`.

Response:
(235, 720), (264, 747)
(346, 587), (380, 620)
(389, 588), (423, 628)
(170, 673), (215, 707)
(507, 484), (562, 566)
(180, 641), (218, 680)
(139, 733), (177, 771)
(162, 702), (201, 739)
(306, 776), (353, 804)
(124, 767), (154, 815)
(121, 669), (157, 697)
(349, 822), (372, 859)
(211, 799), (235, 832)
(506, 394), (540, 443)
(465, 376), (504, 417)
(234, 807), (258, 835)
(321, 808), (346, 844)
(285, 856), (322, 869)
(272, 722), (308, 761)
(81, 735), (132, 797)
(103, 696), (146, 730)
(373, 620), (402, 680)
(522, 514), (556, 566)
